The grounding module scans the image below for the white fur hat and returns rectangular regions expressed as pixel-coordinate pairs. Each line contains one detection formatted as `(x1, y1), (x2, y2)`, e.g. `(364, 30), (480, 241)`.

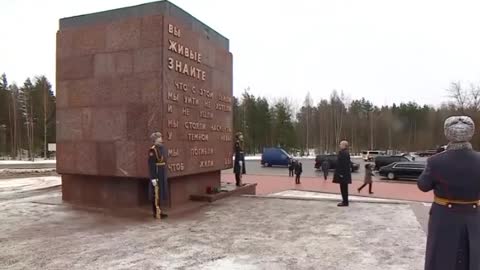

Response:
(444, 116), (475, 142)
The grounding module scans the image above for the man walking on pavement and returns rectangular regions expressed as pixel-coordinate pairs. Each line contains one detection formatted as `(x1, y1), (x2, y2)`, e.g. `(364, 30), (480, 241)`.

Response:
(321, 160), (330, 180)
(333, 141), (352, 207)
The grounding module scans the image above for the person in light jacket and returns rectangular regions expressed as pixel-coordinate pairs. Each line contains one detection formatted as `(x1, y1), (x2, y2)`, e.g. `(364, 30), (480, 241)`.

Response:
(358, 163), (374, 194)
(418, 116), (480, 270)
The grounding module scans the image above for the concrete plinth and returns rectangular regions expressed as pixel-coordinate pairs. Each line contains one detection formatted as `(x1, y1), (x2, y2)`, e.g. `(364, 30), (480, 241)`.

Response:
(62, 171), (221, 208)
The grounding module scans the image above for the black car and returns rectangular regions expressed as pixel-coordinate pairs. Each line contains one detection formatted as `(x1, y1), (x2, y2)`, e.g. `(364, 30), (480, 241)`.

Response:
(379, 162), (425, 180)
(417, 150), (437, 157)
(314, 154), (360, 172)
(374, 155), (412, 170)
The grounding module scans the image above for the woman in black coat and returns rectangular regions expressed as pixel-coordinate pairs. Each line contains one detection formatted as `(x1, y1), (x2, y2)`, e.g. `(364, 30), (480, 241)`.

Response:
(418, 116), (480, 270)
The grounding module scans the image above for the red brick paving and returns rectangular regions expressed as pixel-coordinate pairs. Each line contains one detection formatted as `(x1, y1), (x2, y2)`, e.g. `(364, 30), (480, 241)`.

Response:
(222, 173), (433, 203)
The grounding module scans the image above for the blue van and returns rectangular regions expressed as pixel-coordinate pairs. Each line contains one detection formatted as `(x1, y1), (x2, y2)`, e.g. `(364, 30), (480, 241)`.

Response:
(261, 148), (292, 167)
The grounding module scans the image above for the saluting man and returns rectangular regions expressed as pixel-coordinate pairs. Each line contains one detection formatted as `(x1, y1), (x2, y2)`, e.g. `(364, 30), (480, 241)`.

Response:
(234, 132), (246, 186)
(148, 132), (169, 219)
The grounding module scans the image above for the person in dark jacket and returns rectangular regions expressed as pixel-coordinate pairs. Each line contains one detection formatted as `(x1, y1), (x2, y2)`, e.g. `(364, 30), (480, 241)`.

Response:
(288, 159), (295, 177)
(148, 132), (168, 219)
(358, 163), (374, 194)
(233, 132), (246, 186)
(321, 160), (330, 180)
(333, 141), (352, 207)
(295, 162), (303, 184)
(418, 116), (480, 270)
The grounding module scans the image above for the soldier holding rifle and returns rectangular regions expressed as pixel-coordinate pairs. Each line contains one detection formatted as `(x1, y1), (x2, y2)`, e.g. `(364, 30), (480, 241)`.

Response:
(148, 132), (169, 219)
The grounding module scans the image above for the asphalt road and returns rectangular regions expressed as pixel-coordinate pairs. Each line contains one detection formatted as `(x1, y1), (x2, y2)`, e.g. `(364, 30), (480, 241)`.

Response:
(223, 157), (428, 181)
(223, 158), (365, 178)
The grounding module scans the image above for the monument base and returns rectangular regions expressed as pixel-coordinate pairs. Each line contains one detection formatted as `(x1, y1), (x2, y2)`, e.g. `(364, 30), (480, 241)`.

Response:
(61, 171), (221, 208)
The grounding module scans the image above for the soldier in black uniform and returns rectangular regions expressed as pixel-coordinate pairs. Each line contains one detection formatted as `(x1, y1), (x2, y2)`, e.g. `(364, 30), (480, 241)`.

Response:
(418, 116), (480, 270)
(148, 132), (168, 219)
(233, 132), (246, 186)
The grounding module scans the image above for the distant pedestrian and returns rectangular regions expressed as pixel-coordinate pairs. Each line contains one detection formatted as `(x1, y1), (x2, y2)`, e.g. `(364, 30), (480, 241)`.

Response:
(288, 159), (295, 177)
(321, 160), (330, 180)
(295, 162), (303, 184)
(418, 116), (480, 270)
(358, 163), (374, 194)
(333, 141), (352, 207)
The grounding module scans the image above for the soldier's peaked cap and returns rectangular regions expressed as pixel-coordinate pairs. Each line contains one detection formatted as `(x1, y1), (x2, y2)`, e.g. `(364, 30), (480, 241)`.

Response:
(150, 132), (162, 141)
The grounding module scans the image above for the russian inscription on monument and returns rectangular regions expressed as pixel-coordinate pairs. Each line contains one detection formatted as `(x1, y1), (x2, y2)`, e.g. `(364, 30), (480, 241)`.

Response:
(164, 21), (233, 177)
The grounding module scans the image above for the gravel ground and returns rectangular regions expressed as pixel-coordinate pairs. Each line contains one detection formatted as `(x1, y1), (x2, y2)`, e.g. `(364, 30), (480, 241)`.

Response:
(0, 176), (427, 270)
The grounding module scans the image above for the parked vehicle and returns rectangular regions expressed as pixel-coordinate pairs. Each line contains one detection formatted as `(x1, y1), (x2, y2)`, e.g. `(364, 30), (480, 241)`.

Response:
(361, 150), (386, 161)
(417, 150), (437, 157)
(379, 162), (426, 180)
(314, 154), (360, 172)
(261, 148), (292, 167)
(374, 155), (412, 170)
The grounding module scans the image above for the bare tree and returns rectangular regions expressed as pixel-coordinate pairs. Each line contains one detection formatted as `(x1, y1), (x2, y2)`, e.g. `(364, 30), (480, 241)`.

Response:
(447, 81), (468, 113)
(304, 92), (313, 155)
(468, 83), (480, 111)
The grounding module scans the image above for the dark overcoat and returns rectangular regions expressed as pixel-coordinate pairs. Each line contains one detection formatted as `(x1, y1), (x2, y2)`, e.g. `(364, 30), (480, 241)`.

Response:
(294, 163), (303, 175)
(418, 149), (480, 270)
(233, 140), (246, 174)
(321, 160), (330, 172)
(333, 149), (352, 184)
(148, 144), (169, 203)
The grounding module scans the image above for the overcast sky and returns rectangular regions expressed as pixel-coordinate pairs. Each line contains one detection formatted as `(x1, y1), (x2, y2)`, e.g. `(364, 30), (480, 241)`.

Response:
(1, 0), (480, 107)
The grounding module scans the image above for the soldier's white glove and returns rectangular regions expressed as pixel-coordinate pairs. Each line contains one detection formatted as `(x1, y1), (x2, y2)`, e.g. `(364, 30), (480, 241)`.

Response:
(239, 161), (243, 166)
(151, 179), (158, 186)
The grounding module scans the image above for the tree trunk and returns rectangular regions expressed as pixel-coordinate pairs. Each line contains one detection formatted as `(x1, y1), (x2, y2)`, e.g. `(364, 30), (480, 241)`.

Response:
(44, 82), (47, 158)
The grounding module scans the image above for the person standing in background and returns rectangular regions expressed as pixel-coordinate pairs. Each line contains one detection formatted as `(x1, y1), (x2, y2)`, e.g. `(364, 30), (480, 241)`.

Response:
(295, 162), (303, 184)
(288, 159), (295, 177)
(333, 141), (352, 207)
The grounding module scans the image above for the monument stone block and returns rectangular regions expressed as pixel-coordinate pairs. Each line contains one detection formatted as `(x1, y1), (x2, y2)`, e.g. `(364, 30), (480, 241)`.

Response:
(57, 1), (233, 208)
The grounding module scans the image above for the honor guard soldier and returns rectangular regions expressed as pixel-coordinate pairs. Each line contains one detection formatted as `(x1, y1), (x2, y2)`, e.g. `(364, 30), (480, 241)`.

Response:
(418, 116), (480, 270)
(233, 132), (246, 186)
(148, 132), (169, 219)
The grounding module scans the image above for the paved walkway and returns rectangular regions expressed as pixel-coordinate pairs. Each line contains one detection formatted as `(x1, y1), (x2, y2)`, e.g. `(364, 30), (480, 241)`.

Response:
(222, 173), (433, 202)
(0, 190), (425, 269)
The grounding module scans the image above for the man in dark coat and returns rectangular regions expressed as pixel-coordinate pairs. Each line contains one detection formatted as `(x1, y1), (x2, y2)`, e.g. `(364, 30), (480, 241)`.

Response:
(288, 159), (295, 177)
(233, 132), (246, 186)
(418, 116), (480, 270)
(294, 161), (303, 184)
(148, 132), (169, 219)
(321, 160), (330, 180)
(333, 140), (352, 207)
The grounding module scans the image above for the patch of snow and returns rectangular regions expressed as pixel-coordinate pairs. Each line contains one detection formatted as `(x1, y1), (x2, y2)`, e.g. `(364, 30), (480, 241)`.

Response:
(269, 190), (406, 203)
(0, 159), (56, 165)
(0, 168), (56, 174)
